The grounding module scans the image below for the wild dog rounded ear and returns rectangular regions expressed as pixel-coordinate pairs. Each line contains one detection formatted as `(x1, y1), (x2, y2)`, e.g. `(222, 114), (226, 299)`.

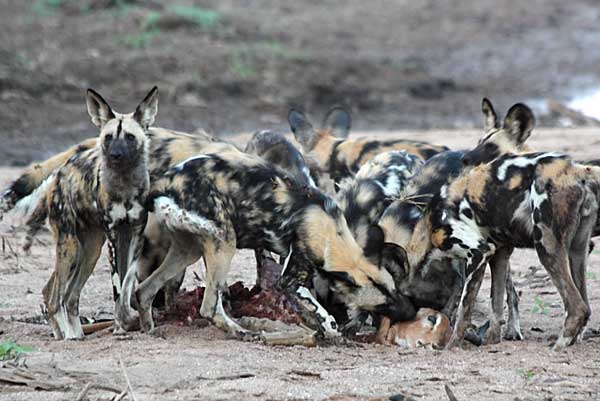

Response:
(322, 106), (351, 139)
(504, 103), (535, 144)
(86, 88), (115, 128)
(380, 243), (409, 287)
(288, 108), (316, 150)
(364, 224), (385, 259)
(481, 97), (498, 131)
(134, 86), (159, 130)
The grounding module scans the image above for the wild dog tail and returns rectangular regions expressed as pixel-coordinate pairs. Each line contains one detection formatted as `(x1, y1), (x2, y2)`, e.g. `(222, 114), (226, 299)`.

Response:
(22, 184), (52, 252)
(0, 138), (97, 220)
(152, 195), (224, 239)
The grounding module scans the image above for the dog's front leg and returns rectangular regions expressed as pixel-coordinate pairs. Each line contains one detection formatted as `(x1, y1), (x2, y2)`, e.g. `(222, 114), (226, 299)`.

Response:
(277, 253), (340, 339)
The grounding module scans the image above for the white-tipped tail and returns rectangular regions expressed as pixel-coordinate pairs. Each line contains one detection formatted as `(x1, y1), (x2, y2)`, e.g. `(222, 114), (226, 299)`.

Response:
(11, 175), (54, 218)
(153, 196), (222, 239)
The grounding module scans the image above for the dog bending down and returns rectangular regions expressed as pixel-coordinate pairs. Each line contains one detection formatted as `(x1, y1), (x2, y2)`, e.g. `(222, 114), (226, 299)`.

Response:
(431, 152), (600, 349)
(135, 151), (416, 338)
(42, 87), (158, 339)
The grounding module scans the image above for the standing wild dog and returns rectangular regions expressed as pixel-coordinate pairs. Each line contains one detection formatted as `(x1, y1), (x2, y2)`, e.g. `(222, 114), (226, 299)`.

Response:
(287, 107), (448, 188)
(42, 87), (158, 339)
(134, 150), (416, 338)
(430, 151), (600, 350)
(375, 99), (535, 345)
(10, 128), (237, 311)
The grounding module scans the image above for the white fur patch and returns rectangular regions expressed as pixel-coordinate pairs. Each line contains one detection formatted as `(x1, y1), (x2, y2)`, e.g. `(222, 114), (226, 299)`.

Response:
(296, 286), (340, 338)
(174, 154), (211, 171)
(109, 203), (127, 223)
(302, 166), (317, 188)
(511, 192), (534, 235)
(12, 175), (54, 217)
(496, 152), (563, 180)
(280, 245), (293, 276)
(127, 201), (144, 220)
(112, 273), (122, 295)
(154, 196), (221, 238)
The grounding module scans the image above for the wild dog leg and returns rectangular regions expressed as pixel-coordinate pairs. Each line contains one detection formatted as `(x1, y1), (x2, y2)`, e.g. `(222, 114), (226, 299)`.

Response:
(534, 186), (594, 349)
(446, 248), (492, 349)
(442, 258), (466, 322)
(43, 233), (80, 340)
(136, 232), (204, 333)
(113, 224), (146, 334)
(199, 237), (258, 338)
(277, 251), (340, 339)
(504, 266), (523, 341)
(63, 228), (105, 338)
(486, 246), (512, 344)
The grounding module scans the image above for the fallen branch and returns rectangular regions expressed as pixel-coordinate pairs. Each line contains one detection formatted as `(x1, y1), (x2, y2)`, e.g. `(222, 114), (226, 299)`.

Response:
(196, 373), (255, 381)
(76, 382), (93, 401)
(82, 320), (114, 335)
(118, 358), (138, 401)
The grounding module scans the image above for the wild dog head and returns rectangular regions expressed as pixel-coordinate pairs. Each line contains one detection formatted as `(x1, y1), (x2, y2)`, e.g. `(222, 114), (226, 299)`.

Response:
(462, 98), (535, 166)
(296, 199), (416, 324)
(288, 107), (351, 153)
(244, 130), (317, 188)
(86, 86), (158, 171)
(376, 308), (451, 349)
(287, 107), (351, 180)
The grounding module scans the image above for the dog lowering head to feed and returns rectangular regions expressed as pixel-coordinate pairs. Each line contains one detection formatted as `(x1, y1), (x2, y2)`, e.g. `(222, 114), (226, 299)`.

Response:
(430, 150), (600, 350)
(287, 107), (448, 188)
(42, 87), (158, 339)
(244, 130), (318, 188)
(336, 150), (423, 255)
(134, 150), (416, 339)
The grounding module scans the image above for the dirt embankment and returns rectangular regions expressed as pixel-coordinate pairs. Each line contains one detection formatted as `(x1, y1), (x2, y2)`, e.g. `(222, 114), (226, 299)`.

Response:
(2, 0), (600, 165)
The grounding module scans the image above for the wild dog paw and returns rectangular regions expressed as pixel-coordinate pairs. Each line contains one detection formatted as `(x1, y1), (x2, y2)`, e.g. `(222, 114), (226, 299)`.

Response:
(552, 335), (574, 351)
(503, 327), (524, 341)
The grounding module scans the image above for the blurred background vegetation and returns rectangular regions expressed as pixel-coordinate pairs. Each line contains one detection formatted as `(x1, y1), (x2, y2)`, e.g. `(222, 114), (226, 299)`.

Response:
(1, 0), (600, 164)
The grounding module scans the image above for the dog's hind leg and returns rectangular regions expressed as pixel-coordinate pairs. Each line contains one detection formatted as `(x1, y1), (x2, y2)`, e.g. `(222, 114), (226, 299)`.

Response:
(199, 235), (256, 339)
(136, 231), (204, 333)
(504, 266), (523, 341)
(43, 233), (79, 340)
(63, 227), (105, 339)
(486, 246), (512, 344)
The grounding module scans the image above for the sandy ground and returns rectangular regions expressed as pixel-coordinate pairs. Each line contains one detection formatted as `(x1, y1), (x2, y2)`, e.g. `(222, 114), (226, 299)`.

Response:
(1, 129), (600, 401)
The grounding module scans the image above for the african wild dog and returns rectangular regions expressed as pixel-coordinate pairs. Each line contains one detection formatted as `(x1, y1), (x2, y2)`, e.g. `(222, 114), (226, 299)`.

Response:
(336, 150), (423, 255)
(375, 99), (536, 345)
(7, 127), (237, 312)
(287, 107), (448, 188)
(41, 87), (158, 339)
(244, 130), (318, 188)
(311, 150), (423, 328)
(430, 152), (600, 350)
(133, 150), (416, 338)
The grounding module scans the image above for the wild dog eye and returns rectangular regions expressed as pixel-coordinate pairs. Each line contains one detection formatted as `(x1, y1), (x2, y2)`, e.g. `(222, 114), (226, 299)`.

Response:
(125, 133), (136, 142)
(104, 134), (113, 143)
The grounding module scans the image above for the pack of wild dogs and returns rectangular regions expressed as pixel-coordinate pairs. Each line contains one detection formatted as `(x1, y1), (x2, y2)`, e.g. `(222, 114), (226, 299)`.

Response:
(1, 87), (598, 351)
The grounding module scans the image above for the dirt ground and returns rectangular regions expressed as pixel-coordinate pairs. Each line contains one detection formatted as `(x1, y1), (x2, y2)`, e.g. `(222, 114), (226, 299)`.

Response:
(1, 129), (600, 401)
(2, 0), (600, 165)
